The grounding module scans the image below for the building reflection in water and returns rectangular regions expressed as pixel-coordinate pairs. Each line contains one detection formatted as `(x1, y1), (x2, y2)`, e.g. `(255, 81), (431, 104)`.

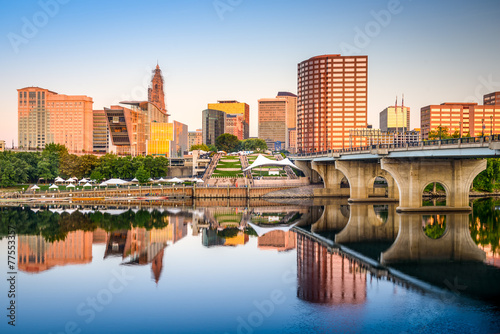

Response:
(18, 231), (93, 273)
(17, 212), (189, 285)
(297, 234), (366, 304)
(258, 231), (296, 252)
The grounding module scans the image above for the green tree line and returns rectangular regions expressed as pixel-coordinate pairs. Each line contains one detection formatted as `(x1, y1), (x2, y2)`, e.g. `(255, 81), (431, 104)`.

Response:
(0, 143), (169, 187)
(0, 207), (171, 242)
(190, 135), (268, 153)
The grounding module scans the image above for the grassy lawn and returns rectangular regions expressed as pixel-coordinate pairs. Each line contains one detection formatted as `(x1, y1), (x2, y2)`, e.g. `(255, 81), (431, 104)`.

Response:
(213, 157), (243, 177)
(212, 170), (244, 177)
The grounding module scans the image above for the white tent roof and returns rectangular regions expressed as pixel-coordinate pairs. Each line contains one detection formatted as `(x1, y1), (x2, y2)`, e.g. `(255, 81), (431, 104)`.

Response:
(242, 154), (302, 172)
(247, 222), (299, 237)
(65, 178), (76, 183)
(54, 177), (64, 182)
(66, 183), (76, 188)
(98, 182), (108, 187)
(166, 177), (184, 183)
(79, 178), (88, 183)
(49, 184), (59, 189)
(82, 182), (92, 187)
(104, 178), (128, 185)
(131, 178), (139, 182)
(30, 184), (40, 190)
(192, 177), (204, 183)
(156, 177), (168, 183)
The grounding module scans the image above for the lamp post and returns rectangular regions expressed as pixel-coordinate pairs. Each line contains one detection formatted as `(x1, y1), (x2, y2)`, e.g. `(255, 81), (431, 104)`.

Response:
(490, 115), (493, 137)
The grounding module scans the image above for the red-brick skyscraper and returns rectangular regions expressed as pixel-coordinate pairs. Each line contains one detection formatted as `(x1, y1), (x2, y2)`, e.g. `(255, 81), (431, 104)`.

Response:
(148, 64), (166, 113)
(297, 54), (368, 152)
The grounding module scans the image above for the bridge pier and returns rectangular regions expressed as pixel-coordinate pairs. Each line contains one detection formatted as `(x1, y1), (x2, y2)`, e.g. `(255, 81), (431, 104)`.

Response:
(380, 213), (485, 264)
(294, 160), (321, 184)
(335, 204), (398, 244)
(381, 158), (486, 212)
(311, 162), (350, 197)
(310, 200), (350, 233)
(335, 160), (399, 202)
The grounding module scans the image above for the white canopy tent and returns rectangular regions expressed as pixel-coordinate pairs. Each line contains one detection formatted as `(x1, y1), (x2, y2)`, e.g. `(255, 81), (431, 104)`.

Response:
(30, 185), (40, 191)
(247, 222), (299, 238)
(192, 177), (204, 183)
(156, 177), (168, 183)
(242, 154), (302, 172)
(49, 184), (59, 190)
(54, 177), (65, 183)
(166, 177), (184, 183)
(98, 182), (108, 187)
(66, 183), (76, 189)
(104, 178), (128, 186)
(82, 182), (92, 188)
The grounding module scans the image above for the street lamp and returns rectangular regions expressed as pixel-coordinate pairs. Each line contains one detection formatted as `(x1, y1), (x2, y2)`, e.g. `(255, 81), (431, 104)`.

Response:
(490, 115), (493, 137)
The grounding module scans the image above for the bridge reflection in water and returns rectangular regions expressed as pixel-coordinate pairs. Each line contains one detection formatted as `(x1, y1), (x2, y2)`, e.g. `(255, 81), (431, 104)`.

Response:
(294, 201), (500, 303)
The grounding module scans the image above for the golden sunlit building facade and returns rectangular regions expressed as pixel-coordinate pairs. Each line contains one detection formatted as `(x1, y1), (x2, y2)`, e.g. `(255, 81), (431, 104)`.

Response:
(18, 231), (93, 273)
(208, 100), (249, 139)
(147, 122), (173, 156)
(297, 54), (368, 152)
(18, 87), (94, 153)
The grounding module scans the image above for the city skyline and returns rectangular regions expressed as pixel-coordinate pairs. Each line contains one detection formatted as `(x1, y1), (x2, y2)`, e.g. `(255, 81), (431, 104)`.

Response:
(1, 0), (500, 146)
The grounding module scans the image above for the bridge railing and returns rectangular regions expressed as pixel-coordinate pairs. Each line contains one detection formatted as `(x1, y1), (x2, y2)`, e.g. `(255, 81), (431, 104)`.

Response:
(292, 134), (500, 158)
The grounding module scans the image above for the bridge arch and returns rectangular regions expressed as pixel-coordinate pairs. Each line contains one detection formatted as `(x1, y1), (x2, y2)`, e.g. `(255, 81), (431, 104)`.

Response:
(422, 214), (447, 240)
(335, 160), (399, 201)
(421, 181), (448, 206)
(310, 162), (350, 197)
(381, 158), (486, 211)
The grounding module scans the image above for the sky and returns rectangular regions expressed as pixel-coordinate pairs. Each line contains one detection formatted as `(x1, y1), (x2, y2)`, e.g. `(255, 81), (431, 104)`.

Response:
(1, 0), (499, 146)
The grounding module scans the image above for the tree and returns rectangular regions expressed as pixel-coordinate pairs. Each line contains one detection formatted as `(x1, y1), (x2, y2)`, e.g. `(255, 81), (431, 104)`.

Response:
(215, 133), (240, 152)
(207, 144), (217, 152)
(428, 126), (451, 140)
(135, 165), (150, 184)
(239, 138), (267, 152)
(190, 144), (209, 151)
(89, 170), (104, 183)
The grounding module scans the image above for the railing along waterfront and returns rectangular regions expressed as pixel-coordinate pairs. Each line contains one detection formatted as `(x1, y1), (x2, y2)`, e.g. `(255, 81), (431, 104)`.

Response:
(291, 134), (500, 158)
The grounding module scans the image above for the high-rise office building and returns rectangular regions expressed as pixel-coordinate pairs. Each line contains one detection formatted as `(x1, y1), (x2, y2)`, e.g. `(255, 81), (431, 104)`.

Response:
(188, 129), (203, 149)
(258, 92), (297, 152)
(420, 93), (500, 139)
(379, 106), (410, 132)
(278, 91), (298, 152)
(208, 100), (249, 139)
(92, 109), (109, 153)
(17, 87), (93, 153)
(202, 109), (225, 145)
(420, 103), (476, 139)
(297, 54), (368, 152)
(170, 120), (188, 157)
(258, 98), (287, 150)
(105, 101), (168, 156)
(484, 91), (500, 105)
(470, 104), (500, 137)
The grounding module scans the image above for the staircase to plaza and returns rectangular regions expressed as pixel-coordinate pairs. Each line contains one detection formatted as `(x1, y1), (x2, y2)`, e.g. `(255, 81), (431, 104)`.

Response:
(202, 153), (222, 182)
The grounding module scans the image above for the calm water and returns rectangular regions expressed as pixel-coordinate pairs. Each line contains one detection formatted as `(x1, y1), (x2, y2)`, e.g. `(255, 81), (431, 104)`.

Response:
(1, 198), (500, 333)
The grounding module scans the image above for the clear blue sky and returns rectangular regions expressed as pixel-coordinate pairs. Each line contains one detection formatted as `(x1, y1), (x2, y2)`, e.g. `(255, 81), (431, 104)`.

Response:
(1, 0), (499, 146)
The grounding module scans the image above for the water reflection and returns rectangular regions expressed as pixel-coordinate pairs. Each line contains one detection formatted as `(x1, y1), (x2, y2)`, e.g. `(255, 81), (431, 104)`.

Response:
(297, 233), (367, 304)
